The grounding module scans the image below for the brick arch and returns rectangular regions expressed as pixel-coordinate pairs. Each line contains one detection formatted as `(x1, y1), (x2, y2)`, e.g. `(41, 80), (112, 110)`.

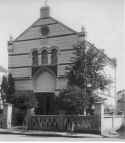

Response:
(40, 47), (49, 53)
(41, 49), (48, 65)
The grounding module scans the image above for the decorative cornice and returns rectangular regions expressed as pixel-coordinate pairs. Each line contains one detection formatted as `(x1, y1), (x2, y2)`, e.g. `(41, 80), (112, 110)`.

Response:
(9, 66), (31, 69)
(14, 77), (32, 81)
(32, 65), (57, 78)
(9, 53), (29, 56)
(13, 33), (76, 43)
(14, 75), (66, 81)
(8, 63), (73, 69)
(8, 48), (74, 56)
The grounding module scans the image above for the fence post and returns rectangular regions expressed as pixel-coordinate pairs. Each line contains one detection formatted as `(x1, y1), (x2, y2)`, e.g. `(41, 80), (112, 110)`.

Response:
(94, 101), (104, 135)
(24, 108), (35, 130)
(112, 113), (114, 129)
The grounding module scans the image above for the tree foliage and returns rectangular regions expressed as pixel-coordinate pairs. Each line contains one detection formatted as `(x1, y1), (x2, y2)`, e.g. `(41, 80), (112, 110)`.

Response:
(7, 73), (15, 103)
(56, 85), (95, 114)
(8, 73), (15, 96)
(1, 75), (8, 103)
(13, 93), (38, 110)
(57, 39), (112, 115)
(1, 73), (37, 110)
(67, 41), (111, 90)
(1, 73), (15, 103)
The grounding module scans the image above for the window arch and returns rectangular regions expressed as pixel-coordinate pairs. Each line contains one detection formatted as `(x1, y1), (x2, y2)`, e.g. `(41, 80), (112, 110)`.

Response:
(41, 50), (48, 64)
(51, 49), (57, 64)
(32, 50), (38, 65)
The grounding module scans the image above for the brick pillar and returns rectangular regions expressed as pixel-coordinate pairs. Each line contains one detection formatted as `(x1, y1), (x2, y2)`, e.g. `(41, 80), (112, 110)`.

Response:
(24, 108), (35, 130)
(94, 102), (104, 135)
(3, 103), (12, 129)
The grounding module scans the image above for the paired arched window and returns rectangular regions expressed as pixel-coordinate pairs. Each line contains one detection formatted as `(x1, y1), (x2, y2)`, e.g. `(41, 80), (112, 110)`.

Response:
(32, 50), (38, 65)
(51, 49), (57, 64)
(40, 48), (57, 65)
(41, 50), (48, 64)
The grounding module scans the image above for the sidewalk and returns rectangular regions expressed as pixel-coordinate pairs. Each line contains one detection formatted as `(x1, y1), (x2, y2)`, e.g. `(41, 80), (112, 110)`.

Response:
(0, 128), (103, 138)
(0, 128), (120, 138)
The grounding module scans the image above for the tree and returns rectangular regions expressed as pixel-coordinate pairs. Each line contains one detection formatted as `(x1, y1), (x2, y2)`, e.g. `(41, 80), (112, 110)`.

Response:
(12, 92), (38, 126)
(13, 93), (38, 110)
(57, 30), (112, 115)
(1, 73), (15, 103)
(1, 76), (8, 103)
(56, 85), (95, 114)
(67, 41), (111, 89)
(7, 73), (15, 103)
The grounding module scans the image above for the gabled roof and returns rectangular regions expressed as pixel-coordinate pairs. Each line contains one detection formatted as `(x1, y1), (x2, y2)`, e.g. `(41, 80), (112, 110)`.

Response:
(12, 14), (114, 67)
(14, 16), (77, 42)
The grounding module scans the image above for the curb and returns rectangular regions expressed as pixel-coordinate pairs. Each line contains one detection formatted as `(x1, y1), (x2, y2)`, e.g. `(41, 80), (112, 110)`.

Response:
(0, 129), (103, 138)
(102, 131), (119, 138)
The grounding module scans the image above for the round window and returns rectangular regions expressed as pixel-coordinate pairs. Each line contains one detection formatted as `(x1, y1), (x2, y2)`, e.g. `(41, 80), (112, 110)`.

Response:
(40, 25), (50, 36)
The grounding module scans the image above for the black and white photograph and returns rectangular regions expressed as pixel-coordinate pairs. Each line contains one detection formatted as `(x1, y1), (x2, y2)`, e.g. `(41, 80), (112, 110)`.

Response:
(0, 0), (124, 141)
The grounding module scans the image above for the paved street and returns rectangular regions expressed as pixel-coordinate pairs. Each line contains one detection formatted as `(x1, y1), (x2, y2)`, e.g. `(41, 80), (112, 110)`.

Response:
(0, 134), (124, 141)
(0, 127), (125, 141)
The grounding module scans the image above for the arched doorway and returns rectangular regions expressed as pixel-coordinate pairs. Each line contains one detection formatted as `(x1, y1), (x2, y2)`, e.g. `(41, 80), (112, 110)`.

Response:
(33, 68), (56, 115)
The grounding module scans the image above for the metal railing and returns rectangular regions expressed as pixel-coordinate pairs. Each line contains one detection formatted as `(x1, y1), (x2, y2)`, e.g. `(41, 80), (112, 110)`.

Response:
(26, 114), (101, 134)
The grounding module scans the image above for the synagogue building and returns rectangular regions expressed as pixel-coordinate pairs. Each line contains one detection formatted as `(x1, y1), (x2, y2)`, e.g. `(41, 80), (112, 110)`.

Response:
(8, 5), (115, 114)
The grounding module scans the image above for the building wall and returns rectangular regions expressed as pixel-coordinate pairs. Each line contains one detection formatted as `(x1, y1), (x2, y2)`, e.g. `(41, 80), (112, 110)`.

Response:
(9, 68), (32, 78)
(103, 115), (123, 132)
(14, 79), (33, 90)
(103, 64), (116, 106)
(8, 15), (115, 100)
(8, 20), (77, 92)
(117, 90), (125, 114)
(16, 23), (74, 41)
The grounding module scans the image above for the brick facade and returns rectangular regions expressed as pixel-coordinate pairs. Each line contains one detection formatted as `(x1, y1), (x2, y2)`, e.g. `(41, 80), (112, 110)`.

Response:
(8, 5), (115, 112)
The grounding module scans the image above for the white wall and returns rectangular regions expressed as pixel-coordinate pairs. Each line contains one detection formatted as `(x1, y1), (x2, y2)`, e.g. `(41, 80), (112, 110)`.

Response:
(103, 115), (123, 132)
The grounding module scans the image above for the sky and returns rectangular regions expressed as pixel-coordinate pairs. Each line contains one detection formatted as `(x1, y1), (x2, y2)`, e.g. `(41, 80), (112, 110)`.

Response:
(0, 0), (124, 91)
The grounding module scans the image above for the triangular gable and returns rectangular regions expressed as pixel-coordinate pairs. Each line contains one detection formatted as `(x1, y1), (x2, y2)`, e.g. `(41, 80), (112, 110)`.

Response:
(12, 15), (114, 67)
(14, 18), (41, 42)
(14, 17), (77, 41)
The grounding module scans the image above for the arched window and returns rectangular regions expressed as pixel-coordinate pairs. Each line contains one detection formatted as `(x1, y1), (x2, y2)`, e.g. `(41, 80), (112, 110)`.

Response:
(32, 50), (38, 65)
(41, 50), (48, 64)
(51, 49), (57, 64)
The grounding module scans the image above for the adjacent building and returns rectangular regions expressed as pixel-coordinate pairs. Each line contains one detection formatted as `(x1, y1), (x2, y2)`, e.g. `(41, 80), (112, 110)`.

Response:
(117, 90), (125, 114)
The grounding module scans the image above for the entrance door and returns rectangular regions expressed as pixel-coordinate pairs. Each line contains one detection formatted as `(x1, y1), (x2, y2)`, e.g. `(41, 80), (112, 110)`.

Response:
(35, 92), (55, 115)
(33, 69), (56, 115)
